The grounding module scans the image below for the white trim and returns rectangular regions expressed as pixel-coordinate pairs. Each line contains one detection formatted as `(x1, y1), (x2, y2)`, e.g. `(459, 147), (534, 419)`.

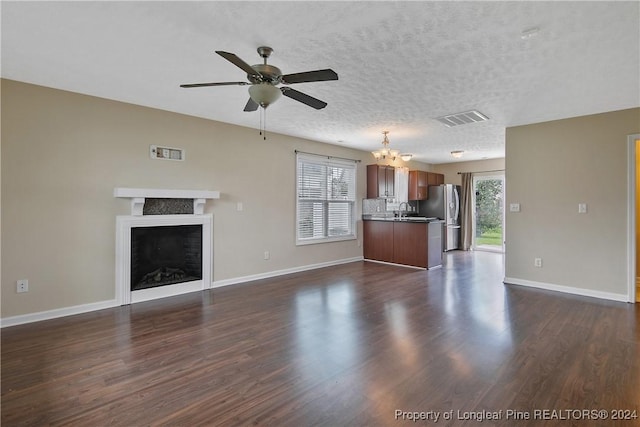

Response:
(0, 299), (119, 328)
(363, 259), (427, 270)
(504, 277), (629, 303)
(116, 214), (213, 305)
(212, 257), (364, 288)
(627, 134), (639, 303)
(471, 172), (505, 253)
(114, 188), (220, 200)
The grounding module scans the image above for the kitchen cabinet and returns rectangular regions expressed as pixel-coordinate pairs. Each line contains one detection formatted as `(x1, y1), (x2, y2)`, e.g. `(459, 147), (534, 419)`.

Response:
(427, 172), (445, 187)
(363, 220), (394, 263)
(408, 170), (428, 200)
(363, 219), (443, 269)
(367, 164), (395, 198)
(408, 171), (445, 200)
(393, 222), (428, 267)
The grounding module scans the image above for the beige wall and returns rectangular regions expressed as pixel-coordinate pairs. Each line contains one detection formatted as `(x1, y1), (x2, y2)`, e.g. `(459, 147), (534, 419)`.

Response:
(432, 158), (505, 185)
(505, 108), (640, 297)
(0, 79), (430, 318)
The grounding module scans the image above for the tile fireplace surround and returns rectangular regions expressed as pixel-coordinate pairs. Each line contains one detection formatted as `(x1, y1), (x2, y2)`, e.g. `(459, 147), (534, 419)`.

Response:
(114, 188), (219, 305)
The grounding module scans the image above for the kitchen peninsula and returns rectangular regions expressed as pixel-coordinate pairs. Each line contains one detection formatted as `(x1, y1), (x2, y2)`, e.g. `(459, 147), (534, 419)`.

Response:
(363, 217), (444, 269)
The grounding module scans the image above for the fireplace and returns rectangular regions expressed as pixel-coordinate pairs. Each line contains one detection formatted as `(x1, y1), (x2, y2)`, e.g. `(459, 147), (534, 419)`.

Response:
(130, 224), (203, 291)
(114, 188), (218, 305)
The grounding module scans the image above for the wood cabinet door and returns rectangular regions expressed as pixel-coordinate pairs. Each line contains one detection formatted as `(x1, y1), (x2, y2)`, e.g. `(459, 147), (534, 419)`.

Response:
(367, 165), (395, 198)
(367, 165), (380, 198)
(427, 172), (438, 187)
(363, 221), (394, 262)
(392, 222), (427, 268)
(409, 171), (427, 200)
(384, 166), (395, 198)
(435, 173), (445, 186)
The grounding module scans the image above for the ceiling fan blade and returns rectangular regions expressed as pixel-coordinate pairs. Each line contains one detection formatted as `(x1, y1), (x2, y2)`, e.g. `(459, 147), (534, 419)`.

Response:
(244, 98), (259, 112)
(281, 69), (338, 85)
(180, 82), (249, 88)
(281, 87), (327, 110)
(215, 51), (262, 79)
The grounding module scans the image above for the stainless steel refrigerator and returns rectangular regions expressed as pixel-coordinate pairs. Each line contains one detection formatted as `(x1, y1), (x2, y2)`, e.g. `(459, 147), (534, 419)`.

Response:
(420, 184), (461, 251)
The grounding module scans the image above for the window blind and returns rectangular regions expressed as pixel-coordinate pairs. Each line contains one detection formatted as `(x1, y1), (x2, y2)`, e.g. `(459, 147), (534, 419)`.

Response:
(296, 152), (357, 244)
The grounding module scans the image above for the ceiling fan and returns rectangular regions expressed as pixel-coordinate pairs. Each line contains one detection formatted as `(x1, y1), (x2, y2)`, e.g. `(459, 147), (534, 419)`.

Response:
(180, 46), (338, 111)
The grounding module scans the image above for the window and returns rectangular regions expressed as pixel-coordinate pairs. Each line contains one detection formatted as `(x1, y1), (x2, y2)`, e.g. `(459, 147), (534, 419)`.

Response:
(296, 152), (357, 245)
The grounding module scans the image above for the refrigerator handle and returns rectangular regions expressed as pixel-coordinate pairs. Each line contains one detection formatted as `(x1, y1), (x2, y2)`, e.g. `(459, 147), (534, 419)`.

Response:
(453, 186), (460, 223)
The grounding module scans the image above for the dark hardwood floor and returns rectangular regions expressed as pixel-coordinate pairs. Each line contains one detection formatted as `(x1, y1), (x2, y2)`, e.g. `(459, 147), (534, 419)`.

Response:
(2, 252), (639, 426)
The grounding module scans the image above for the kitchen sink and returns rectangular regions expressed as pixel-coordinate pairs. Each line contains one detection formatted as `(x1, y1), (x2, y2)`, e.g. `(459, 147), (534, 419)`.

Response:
(396, 216), (437, 222)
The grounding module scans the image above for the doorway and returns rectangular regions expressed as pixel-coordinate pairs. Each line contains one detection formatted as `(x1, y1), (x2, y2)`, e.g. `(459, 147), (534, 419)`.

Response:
(627, 134), (639, 303)
(633, 135), (639, 302)
(473, 173), (505, 253)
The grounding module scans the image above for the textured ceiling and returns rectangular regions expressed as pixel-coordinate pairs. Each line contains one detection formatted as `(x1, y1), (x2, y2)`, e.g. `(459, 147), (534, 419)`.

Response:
(2, 1), (639, 163)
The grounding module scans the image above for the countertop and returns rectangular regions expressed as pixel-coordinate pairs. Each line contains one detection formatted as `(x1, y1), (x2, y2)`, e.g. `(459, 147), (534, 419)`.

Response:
(362, 215), (445, 223)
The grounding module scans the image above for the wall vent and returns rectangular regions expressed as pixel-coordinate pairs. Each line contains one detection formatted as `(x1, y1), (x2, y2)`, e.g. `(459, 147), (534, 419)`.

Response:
(150, 145), (185, 161)
(435, 110), (489, 127)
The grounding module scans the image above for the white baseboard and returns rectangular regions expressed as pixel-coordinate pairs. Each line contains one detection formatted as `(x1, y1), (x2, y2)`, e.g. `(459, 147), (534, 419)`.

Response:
(363, 259), (426, 270)
(1, 299), (119, 328)
(1, 257), (364, 328)
(503, 277), (630, 303)
(212, 256), (364, 288)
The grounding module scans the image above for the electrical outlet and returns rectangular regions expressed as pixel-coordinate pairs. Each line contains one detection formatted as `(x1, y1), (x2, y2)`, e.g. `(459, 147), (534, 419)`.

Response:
(534, 258), (542, 268)
(17, 279), (29, 293)
(264, 251), (270, 260)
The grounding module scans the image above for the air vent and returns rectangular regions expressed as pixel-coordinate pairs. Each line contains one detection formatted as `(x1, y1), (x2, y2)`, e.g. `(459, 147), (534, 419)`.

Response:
(435, 110), (489, 127)
(150, 145), (185, 161)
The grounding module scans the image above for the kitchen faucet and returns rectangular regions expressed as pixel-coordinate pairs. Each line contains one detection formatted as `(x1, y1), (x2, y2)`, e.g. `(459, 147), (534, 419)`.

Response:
(398, 202), (410, 218)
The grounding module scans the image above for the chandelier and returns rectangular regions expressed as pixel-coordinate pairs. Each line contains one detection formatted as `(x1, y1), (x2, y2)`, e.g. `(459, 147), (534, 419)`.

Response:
(371, 131), (412, 161)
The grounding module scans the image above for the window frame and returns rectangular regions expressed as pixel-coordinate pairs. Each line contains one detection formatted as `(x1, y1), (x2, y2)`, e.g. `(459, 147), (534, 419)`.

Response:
(295, 152), (357, 246)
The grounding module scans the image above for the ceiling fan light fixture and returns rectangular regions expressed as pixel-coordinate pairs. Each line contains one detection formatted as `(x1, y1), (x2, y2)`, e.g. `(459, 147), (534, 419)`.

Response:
(248, 83), (281, 108)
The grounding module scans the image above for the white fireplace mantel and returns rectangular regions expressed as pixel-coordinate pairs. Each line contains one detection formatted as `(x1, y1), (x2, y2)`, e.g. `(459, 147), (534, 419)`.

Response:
(114, 187), (220, 215)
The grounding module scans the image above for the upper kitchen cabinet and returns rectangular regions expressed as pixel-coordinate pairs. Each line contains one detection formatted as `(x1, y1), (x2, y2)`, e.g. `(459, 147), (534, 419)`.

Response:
(409, 170), (428, 200)
(367, 164), (395, 198)
(432, 172), (445, 186)
(408, 171), (445, 200)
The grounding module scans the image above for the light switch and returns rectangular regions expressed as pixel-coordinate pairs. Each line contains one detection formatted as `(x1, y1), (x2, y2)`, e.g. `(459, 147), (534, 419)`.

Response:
(237, 202), (243, 211)
(510, 203), (521, 212)
(578, 203), (587, 213)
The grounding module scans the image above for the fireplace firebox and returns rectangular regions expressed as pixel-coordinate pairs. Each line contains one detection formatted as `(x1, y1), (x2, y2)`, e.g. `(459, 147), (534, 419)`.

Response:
(130, 225), (202, 291)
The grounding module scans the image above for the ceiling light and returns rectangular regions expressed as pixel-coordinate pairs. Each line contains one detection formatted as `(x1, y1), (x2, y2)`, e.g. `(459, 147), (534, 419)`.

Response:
(400, 154), (413, 161)
(372, 131), (407, 162)
(248, 83), (281, 108)
(451, 150), (464, 158)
